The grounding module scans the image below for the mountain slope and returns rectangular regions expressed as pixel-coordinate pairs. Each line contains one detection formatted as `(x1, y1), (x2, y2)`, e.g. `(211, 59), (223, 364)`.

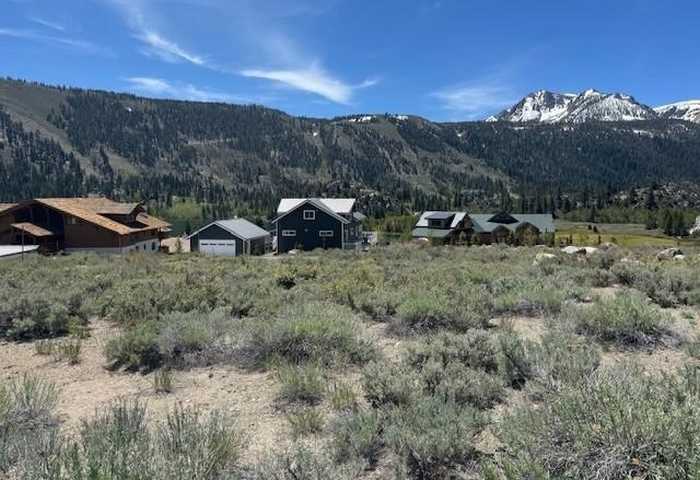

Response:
(490, 89), (658, 123)
(655, 100), (700, 123)
(3, 78), (700, 213)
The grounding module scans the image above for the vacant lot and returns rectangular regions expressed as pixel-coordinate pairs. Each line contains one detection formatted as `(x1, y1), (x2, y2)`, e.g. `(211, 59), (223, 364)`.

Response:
(2, 244), (700, 479)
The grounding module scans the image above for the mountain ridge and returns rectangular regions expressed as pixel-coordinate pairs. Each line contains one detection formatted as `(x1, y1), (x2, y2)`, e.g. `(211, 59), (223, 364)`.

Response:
(489, 89), (699, 124)
(3, 77), (700, 213)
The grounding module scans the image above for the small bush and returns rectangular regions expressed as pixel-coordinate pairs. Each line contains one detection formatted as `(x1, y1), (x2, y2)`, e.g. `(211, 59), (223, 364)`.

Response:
(362, 361), (418, 408)
(153, 369), (174, 393)
(500, 365), (700, 479)
(246, 302), (376, 367)
(395, 290), (488, 334)
(35, 339), (55, 356)
(423, 362), (506, 410)
(497, 332), (534, 389)
(104, 320), (161, 370)
(571, 292), (670, 347)
(286, 407), (324, 438)
(55, 338), (82, 364)
(405, 330), (498, 373)
(328, 380), (358, 412)
(384, 397), (485, 479)
(330, 409), (383, 466)
(251, 444), (364, 480)
(276, 364), (326, 405)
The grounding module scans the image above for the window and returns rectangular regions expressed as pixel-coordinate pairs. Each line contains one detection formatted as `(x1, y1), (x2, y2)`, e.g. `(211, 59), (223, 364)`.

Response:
(282, 230), (296, 237)
(67, 216), (77, 225)
(303, 210), (316, 220)
(319, 230), (334, 237)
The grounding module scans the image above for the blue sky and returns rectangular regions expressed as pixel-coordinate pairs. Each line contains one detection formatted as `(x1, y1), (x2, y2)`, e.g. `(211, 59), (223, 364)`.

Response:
(1, 0), (698, 120)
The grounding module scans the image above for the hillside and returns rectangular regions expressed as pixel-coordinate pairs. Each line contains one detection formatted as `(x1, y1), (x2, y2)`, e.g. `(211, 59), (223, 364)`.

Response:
(3, 78), (700, 215)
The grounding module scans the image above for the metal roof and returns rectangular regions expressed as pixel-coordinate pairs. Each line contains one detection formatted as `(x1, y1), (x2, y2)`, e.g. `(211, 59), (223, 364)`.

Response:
(188, 218), (271, 241)
(411, 227), (453, 239)
(415, 211), (468, 229)
(469, 214), (555, 233)
(0, 245), (39, 258)
(277, 198), (356, 215)
(273, 198), (351, 224)
(426, 212), (455, 220)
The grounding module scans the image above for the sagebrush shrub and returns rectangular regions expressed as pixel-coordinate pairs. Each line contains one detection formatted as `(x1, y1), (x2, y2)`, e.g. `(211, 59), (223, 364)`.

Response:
(570, 291), (670, 347)
(276, 364), (326, 405)
(384, 397), (485, 479)
(362, 361), (418, 408)
(246, 302), (376, 367)
(499, 365), (700, 479)
(405, 330), (498, 373)
(286, 407), (325, 438)
(330, 409), (383, 466)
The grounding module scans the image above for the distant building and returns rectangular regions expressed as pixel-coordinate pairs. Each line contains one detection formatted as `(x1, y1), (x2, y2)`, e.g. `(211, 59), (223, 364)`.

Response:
(0, 198), (170, 254)
(412, 211), (555, 245)
(273, 198), (365, 253)
(187, 218), (271, 256)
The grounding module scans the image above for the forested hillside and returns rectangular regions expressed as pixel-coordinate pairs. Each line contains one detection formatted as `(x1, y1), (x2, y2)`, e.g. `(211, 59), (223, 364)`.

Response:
(2, 77), (700, 218)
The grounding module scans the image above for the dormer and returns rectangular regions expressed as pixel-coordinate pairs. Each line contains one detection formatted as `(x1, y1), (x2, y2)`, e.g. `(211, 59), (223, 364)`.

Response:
(488, 212), (518, 224)
(426, 212), (455, 229)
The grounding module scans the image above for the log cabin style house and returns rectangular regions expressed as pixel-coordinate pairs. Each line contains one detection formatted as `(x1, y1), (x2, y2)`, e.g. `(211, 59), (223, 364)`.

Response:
(272, 198), (365, 253)
(412, 211), (555, 245)
(0, 198), (170, 254)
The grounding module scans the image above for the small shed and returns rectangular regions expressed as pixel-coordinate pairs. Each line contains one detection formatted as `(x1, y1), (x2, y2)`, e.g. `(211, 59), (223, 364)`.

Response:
(187, 219), (271, 257)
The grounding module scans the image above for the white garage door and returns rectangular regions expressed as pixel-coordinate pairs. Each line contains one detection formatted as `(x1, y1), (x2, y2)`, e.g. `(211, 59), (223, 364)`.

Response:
(199, 239), (237, 256)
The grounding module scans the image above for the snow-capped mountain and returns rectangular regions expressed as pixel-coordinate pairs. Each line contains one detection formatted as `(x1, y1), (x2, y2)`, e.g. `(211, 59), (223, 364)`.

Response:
(488, 89), (658, 123)
(655, 100), (700, 123)
(485, 90), (576, 123)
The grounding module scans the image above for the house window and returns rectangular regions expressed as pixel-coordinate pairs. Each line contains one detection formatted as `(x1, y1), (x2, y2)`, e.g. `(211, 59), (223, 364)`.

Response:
(67, 216), (77, 225)
(282, 230), (296, 237)
(319, 230), (334, 237)
(303, 210), (316, 220)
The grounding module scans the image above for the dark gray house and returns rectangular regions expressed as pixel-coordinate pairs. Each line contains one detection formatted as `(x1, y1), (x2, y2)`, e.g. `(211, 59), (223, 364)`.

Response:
(187, 218), (271, 256)
(273, 198), (365, 253)
(412, 211), (555, 245)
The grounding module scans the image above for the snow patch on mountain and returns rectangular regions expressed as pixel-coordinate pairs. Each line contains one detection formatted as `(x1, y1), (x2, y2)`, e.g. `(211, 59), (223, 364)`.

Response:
(655, 100), (700, 123)
(490, 89), (658, 123)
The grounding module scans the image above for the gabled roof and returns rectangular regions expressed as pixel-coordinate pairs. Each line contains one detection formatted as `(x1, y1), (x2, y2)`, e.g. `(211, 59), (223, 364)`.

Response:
(273, 198), (351, 224)
(277, 198), (356, 215)
(469, 214), (555, 233)
(97, 202), (142, 215)
(415, 211), (467, 229)
(188, 218), (271, 241)
(32, 198), (170, 235)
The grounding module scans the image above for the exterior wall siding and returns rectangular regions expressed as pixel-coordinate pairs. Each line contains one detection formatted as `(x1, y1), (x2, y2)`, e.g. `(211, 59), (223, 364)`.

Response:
(277, 204), (342, 253)
(190, 224), (244, 255)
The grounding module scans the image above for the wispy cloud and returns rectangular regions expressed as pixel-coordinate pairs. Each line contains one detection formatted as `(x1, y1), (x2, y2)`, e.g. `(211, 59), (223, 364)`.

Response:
(110, 0), (207, 66)
(125, 76), (252, 103)
(432, 84), (517, 118)
(241, 65), (377, 104)
(0, 27), (108, 55)
(28, 16), (65, 32)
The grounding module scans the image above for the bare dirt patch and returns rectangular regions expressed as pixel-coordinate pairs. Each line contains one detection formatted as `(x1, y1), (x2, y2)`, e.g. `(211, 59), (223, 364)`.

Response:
(0, 319), (287, 462)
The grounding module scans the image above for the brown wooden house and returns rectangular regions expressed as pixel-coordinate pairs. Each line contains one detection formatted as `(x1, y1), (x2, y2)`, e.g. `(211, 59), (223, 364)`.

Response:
(0, 198), (170, 254)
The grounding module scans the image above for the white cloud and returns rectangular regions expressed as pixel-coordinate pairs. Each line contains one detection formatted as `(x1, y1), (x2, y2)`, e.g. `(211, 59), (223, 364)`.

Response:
(110, 0), (206, 66)
(432, 84), (517, 118)
(0, 27), (108, 55)
(138, 31), (205, 65)
(241, 65), (377, 104)
(29, 17), (65, 32)
(125, 76), (248, 103)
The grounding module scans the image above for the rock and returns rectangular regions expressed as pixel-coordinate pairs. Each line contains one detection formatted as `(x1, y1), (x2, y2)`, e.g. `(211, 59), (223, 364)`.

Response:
(673, 254), (686, 261)
(657, 247), (683, 260)
(533, 252), (557, 266)
(562, 245), (598, 255)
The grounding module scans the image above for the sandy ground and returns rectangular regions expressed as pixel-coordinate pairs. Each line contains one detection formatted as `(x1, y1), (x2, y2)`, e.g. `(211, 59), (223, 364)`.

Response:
(0, 319), (288, 462)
